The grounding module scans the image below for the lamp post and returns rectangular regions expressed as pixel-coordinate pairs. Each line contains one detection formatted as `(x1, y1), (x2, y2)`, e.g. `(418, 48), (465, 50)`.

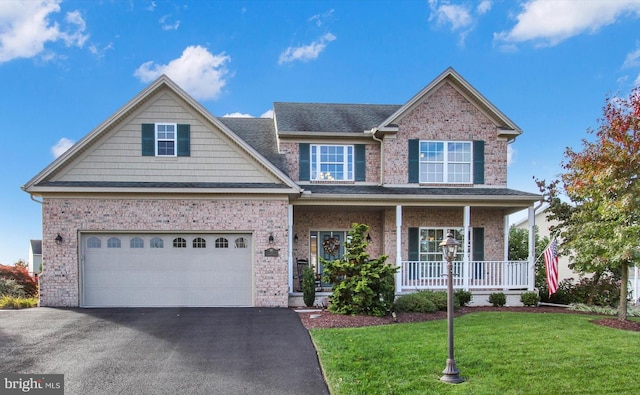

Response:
(439, 232), (464, 384)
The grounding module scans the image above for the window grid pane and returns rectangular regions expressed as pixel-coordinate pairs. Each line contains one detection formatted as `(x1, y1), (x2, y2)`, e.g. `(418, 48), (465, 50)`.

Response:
(419, 141), (471, 183)
(130, 237), (144, 248)
(310, 145), (354, 181)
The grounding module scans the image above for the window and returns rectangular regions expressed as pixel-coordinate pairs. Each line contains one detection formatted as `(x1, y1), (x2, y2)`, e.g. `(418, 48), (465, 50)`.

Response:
(215, 237), (229, 248)
(87, 237), (101, 248)
(173, 237), (187, 248)
(419, 141), (471, 183)
(311, 144), (353, 181)
(417, 228), (464, 279)
(107, 237), (121, 248)
(235, 237), (248, 248)
(130, 237), (144, 248)
(155, 123), (176, 156)
(142, 123), (190, 157)
(193, 237), (206, 248)
(150, 237), (164, 248)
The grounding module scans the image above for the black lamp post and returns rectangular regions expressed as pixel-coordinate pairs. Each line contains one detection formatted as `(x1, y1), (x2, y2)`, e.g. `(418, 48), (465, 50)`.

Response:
(439, 232), (464, 384)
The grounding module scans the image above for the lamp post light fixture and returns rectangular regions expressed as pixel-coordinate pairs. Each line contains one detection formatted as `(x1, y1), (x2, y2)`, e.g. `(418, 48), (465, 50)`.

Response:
(439, 232), (464, 384)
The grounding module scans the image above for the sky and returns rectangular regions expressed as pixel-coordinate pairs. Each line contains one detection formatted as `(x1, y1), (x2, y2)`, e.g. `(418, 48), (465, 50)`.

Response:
(2, 0), (640, 265)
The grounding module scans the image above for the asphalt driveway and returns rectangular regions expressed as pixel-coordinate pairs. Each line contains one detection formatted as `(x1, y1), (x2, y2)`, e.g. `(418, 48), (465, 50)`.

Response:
(0, 307), (329, 395)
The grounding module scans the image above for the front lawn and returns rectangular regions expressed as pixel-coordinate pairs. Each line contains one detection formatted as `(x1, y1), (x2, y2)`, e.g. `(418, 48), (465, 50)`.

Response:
(310, 312), (640, 394)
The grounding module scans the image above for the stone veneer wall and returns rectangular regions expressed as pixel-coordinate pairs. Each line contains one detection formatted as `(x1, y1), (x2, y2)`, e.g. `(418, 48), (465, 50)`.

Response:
(40, 197), (290, 307)
(384, 82), (508, 186)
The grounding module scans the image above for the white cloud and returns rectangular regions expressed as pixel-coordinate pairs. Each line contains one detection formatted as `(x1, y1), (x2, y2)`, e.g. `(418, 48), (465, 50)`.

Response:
(507, 144), (515, 166)
(0, 0), (89, 63)
(222, 112), (252, 118)
(260, 109), (274, 118)
(308, 9), (334, 27)
(278, 33), (336, 64)
(134, 45), (231, 101)
(159, 14), (180, 31)
(51, 137), (74, 158)
(622, 47), (640, 68)
(430, 1), (473, 30)
(495, 0), (640, 47)
(477, 0), (492, 15)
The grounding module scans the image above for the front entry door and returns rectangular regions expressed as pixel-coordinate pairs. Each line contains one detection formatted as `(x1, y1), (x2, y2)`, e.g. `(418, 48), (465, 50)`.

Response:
(318, 231), (345, 287)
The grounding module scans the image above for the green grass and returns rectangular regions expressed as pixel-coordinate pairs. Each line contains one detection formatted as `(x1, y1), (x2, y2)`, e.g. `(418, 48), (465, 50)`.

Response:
(310, 312), (640, 394)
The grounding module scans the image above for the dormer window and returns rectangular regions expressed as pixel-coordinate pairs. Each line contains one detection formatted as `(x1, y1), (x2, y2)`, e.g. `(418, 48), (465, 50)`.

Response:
(141, 123), (191, 157)
(311, 144), (354, 181)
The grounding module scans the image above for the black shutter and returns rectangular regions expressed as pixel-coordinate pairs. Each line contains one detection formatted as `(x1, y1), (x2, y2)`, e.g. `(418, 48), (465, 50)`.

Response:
(473, 140), (485, 184)
(408, 227), (419, 261)
(408, 139), (419, 183)
(472, 227), (485, 279)
(177, 124), (190, 157)
(355, 144), (366, 181)
(141, 124), (155, 156)
(299, 143), (310, 181)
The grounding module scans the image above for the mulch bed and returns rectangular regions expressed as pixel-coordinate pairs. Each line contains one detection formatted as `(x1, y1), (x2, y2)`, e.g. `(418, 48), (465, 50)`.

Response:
(296, 306), (640, 332)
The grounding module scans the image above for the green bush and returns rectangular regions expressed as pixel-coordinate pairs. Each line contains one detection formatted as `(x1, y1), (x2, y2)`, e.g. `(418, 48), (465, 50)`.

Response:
(455, 289), (472, 307)
(0, 278), (26, 298)
(302, 266), (316, 307)
(394, 292), (438, 313)
(488, 292), (506, 307)
(0, 295), (38, 309)
(322, 223), (398, 317)
(520, 291), (540, 307)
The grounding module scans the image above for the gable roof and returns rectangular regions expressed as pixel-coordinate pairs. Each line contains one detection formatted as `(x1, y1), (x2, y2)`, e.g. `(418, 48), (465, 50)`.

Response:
(23, 75), (300, 194)
(274, 102), (400, 136)
(373, 67), (523, 140)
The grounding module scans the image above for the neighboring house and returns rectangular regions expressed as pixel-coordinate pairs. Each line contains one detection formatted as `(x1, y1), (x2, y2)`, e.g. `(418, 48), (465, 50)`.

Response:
(22, 68), (541, 308)
(513, 206), (573, 282)
(28, 239), (42, 275)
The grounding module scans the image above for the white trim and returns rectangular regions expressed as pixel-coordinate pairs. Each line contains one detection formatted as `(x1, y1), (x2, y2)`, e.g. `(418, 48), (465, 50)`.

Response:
(396, 205), (403, 292)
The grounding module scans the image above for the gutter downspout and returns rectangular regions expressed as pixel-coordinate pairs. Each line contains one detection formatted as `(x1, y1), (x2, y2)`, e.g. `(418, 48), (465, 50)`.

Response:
(369, 128), (384, 186)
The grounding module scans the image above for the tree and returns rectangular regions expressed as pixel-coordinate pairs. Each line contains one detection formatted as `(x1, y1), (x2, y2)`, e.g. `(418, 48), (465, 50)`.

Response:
(537, 87), (640, 321)
(321, 223), (398, 317)
(508, 225), (550, 295)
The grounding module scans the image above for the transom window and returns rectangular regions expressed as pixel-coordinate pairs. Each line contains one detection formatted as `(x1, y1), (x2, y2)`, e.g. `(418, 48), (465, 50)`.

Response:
(311, 144), (353, 181)
(193, 237), (206, 248)
(173, 237), (187, 248)
(419, 141), (471, 183)
(156, 123), (176, 156)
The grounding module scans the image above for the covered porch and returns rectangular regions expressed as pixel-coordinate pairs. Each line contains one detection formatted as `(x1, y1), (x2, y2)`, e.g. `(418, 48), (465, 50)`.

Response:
(286, 192), (541, 306)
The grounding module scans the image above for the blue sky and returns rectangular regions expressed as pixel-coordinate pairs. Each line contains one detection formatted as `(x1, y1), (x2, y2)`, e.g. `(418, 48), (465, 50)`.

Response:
(2, 0), (640, 265)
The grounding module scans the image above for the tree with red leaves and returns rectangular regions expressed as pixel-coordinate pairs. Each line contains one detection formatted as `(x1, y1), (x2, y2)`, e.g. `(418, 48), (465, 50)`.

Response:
(537, 87), (640, 321)
(0, 264), (38, 297)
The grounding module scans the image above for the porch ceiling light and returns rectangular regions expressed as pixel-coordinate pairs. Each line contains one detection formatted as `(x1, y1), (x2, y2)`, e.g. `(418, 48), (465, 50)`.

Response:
(438, 232), (464, 384)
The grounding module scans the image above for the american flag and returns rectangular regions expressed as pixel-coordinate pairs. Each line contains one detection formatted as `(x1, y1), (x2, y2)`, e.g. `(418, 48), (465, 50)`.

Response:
(543, 239), (559, 296)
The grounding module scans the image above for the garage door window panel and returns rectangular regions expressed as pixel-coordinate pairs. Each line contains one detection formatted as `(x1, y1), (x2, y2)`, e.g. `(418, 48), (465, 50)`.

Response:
(87, 237), (101, 248)
(107, 237), (121, 248)
(130, 237), (144, 248)
(215, 238), (229, 248)
(150, 237), (164, 248)
(193, 237), (206, 248)
(173, 237), (187, 248)
(235, 237), (248, 248)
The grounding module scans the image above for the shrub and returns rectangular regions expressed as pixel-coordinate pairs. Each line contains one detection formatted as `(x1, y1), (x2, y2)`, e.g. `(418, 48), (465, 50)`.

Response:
(0, 278), (26, 298)
(394, 292), (438, 313)
(0, 295), (38, 309)
(520, 291), (540, 307)
(302, 266), (316, 307)
(488, 292), (506, 307)
(455, 289), (472, 307)
(322, 223), (398, 317)
(0, 265), (37, 297)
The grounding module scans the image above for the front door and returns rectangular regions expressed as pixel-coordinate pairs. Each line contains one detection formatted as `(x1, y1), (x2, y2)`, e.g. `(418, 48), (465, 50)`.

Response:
(317, 231), (345, 287)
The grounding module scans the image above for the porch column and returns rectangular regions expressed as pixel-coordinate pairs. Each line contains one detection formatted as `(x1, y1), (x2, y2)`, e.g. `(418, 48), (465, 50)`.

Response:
(527, 205), (536, 291)
(396, 205), (403, 292)
(463, 206), (470, 291)
(634, 266), (639, 303)
(288, 204), (294, 293)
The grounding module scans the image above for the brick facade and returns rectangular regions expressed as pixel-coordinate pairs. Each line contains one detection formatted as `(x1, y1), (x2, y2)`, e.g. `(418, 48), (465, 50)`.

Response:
(40, 197), (289, 307)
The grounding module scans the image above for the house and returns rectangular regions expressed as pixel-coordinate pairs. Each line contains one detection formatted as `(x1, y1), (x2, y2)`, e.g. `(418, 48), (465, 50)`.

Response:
(28, 239), (42, 275)
(22, 67), (541, 308)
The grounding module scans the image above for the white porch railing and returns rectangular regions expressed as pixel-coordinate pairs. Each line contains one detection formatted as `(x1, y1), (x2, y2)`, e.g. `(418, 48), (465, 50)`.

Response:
(398, 260), (529, 292)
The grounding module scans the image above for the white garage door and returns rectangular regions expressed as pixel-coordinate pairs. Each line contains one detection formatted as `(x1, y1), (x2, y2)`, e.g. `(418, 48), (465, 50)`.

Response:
(81, 233), (253, 307)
